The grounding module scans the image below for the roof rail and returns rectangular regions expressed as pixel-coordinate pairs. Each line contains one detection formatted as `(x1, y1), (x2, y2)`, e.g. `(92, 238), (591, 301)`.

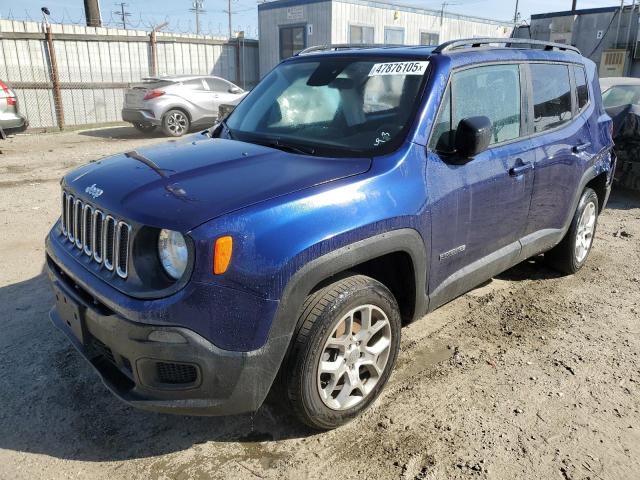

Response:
(433, 37), (581, 55)
(295, 43), (403, 55)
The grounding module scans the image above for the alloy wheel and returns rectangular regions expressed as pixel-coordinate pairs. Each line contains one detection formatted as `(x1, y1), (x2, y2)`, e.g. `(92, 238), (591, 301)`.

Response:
(317, 304), (392, 411)
(167, 112), (188, 135)
(575, 200), (596, 263)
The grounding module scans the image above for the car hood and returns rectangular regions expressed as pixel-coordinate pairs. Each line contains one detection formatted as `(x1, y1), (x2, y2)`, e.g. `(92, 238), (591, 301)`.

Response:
(62, 136), (372, 231)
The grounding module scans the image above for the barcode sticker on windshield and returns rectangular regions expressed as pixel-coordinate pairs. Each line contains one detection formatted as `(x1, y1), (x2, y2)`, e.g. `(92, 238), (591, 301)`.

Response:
(368, 61), (429, 76)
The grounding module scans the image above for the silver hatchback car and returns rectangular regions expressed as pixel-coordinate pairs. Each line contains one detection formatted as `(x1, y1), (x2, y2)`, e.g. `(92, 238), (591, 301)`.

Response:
(122, 75), (246, 137)
(0, 79), (28, 138)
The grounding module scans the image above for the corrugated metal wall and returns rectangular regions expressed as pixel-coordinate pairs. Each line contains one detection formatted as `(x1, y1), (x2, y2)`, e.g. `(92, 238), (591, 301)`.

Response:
(331, 0), (512, 44)
(258, 0), (513, 77)
(0, 19), (259, 129)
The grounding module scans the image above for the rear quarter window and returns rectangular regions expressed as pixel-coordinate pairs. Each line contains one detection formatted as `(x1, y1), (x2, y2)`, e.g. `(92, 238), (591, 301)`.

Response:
(530, 63), (572, 132)
(574, 65), (589, 111)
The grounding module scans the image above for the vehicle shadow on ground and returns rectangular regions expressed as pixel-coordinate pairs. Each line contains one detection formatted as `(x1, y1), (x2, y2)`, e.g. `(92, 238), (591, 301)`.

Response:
(77, 126), (168, 140)
(606, 186), (640, 211)
(0, 269), (312, 463)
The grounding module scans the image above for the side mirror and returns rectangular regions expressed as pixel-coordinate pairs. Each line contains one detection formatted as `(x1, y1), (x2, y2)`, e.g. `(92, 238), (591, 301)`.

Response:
(229, 86), (242, 94)
(454, 116), (492, 159)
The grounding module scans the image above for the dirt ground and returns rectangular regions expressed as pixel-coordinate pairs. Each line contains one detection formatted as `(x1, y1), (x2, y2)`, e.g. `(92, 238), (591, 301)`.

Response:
(0, 127), (639, 480)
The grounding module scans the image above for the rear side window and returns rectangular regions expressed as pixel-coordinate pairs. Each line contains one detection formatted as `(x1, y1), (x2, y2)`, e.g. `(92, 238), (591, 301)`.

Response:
(206, 78), (232, 92)
(183, 79), (206, 90)
(574, 65), (589, 111)
(530, 64), (572, 132)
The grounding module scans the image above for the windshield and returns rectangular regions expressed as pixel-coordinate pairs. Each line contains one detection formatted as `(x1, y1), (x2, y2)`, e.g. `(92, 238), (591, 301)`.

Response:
(225, 57), (429, 156)
(602, 85), (640, 108)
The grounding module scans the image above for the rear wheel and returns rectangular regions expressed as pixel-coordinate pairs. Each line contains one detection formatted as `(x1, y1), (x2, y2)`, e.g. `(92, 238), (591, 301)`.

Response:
(284, 274), (401, 430)
(133, 123), (156, 134)
(161, 110), (190, 137)
(545, 187), (599, 274)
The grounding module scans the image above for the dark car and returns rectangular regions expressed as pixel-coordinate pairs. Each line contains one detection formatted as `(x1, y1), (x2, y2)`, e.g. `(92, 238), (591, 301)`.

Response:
(46, 38), (614, 430)
(0, 80), (27, 137)
(600, 77), (640, 191)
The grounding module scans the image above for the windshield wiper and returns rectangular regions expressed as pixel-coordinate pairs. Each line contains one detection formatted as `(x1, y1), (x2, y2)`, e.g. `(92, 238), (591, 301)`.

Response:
(261, 139), (316, 156)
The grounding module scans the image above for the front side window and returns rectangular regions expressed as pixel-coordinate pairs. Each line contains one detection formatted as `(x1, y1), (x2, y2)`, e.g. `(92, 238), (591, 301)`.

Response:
(573, 65), (589, 111)
(279, 25), (306, 60)
(384, 27), (405, 45)
(452, 64), (521, 145)
(226, 57), (429, 156)
(530, 63), (572, 132)
(350, 25), (374, 44)
(601, 84), (640, 108)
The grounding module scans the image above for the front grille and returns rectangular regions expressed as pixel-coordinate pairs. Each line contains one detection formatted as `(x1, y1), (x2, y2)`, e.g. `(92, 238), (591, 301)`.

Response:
(156, 362), (198, 385)
(60, 191), (131, 279)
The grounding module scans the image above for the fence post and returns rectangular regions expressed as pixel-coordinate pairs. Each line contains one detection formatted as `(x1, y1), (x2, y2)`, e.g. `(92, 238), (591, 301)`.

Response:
(45, 25), (65, 130)
(235, 32), (244, 87)
(149, 30), (157, 76)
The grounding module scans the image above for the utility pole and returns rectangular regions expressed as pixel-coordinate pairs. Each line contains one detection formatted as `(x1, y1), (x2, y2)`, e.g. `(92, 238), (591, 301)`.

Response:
(228, 0), (232, 38)
(189, 0), (205, 35)
(223, 0), (233, 38)
(113, 2), (130, 29)
(513, 0), (519, 24)
(84, 0), (102, 26)
(615, 0), (624, 47)
(571, 0), (577, 10)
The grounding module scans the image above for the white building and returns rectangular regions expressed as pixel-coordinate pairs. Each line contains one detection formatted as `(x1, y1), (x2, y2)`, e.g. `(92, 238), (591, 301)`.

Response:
(258, 0), (514, 76)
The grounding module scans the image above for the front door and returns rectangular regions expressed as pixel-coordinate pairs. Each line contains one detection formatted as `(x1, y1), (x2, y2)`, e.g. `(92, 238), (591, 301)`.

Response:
(426, 63), (535, 309)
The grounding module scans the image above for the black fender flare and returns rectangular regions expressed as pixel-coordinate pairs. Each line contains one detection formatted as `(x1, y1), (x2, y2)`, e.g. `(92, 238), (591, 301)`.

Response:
(237, 228), (428, 411)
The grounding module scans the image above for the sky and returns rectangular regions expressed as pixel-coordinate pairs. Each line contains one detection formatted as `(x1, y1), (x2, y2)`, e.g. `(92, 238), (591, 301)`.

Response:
(0, 0), (631, 39)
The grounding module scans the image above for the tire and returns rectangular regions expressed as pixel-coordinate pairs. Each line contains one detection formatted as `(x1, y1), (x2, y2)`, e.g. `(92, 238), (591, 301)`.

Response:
(545, 187), (599, 274)
(133, 123), (156, 134)
(161, 109), (190, 137)
(284, 274), (401, 430)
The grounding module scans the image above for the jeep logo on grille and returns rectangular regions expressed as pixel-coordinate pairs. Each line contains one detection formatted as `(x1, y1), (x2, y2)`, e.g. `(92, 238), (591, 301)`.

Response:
(85, 184), (103, 199)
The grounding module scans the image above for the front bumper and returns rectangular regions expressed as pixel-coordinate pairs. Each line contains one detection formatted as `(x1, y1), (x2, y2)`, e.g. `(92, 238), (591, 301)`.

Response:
(121, 108), (160, 126)
(47, 253), (284, 416)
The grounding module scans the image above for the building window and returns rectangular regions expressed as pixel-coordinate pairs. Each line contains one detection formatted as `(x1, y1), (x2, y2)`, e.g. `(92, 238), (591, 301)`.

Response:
(349, 25), (374, 44)
(384, 27), (404, 45)
(420, 31), (439, 46)
(279, 25), (306, 60)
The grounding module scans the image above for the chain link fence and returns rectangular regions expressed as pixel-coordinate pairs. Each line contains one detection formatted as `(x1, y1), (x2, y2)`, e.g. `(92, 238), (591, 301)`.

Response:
(0, 19), (259, 130)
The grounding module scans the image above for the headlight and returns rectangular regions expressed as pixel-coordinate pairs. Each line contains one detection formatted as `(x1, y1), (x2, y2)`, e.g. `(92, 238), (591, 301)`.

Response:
(158, 229), (188, 280)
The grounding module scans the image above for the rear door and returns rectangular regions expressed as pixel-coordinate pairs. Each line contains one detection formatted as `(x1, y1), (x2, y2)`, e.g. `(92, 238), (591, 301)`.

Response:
(521, 62), (594, 256)
(180, 78), (216, 123)
(427, 63), (536, 308)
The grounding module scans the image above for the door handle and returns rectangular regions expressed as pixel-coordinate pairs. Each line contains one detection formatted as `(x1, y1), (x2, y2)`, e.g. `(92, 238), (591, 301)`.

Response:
(573, 141), (591, 153)
(509, 162), (533, 176)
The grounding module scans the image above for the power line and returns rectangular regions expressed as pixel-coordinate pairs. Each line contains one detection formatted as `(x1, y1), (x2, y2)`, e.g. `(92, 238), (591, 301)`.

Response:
(113, 2), (131, 29)
(189, 0), (206, 35)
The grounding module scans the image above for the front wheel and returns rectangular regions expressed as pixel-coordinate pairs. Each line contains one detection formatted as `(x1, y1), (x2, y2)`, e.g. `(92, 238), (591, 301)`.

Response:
(284, 274), (401, 430)
(545, 187), (599, 274)
(161, 109), (190, 137)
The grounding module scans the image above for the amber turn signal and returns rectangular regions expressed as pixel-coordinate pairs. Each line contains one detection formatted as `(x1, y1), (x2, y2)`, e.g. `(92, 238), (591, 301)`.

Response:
(213, 236), (233, 274)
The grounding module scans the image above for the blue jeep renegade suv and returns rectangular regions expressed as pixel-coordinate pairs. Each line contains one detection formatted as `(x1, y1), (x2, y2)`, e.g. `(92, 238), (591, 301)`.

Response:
(46, 38), (615, 429)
